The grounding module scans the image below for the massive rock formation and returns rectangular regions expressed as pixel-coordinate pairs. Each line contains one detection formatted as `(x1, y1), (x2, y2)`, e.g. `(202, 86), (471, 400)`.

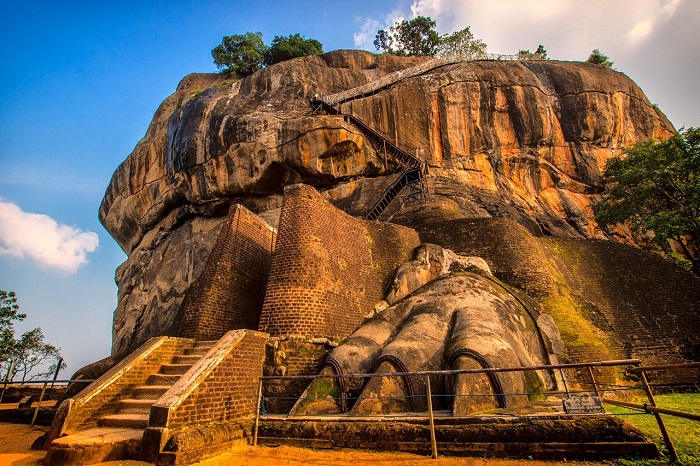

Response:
(100, 50), (673, 352)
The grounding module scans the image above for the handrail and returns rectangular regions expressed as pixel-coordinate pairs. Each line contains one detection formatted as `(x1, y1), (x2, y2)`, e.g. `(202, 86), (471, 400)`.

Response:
(316, 101), (425, 171)
(319, 52), (542, 107)
(364, 168), (422, 220)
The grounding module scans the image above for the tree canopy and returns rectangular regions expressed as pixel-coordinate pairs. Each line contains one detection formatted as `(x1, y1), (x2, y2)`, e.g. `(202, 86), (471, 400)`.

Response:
(586, 49), (614, 68)
(374, 16), (442, 57)
(212, 32), (267, 75)
(436, 27), (487, 58)
(0, 290), (66, 381)
(518, 45), (549, 60)
(212, 32), (323, 75)
(594, 128), (700, 275)
(374, 16), (486, 58)
(264, 34), (323, 66)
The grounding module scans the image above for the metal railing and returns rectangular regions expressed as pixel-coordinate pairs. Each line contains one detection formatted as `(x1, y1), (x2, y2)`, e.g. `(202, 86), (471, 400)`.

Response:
(254, 359), (700, 461)
(320, 52), (543, 108)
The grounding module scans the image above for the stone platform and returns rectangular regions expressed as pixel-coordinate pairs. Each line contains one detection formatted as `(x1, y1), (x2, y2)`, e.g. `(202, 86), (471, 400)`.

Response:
(257, 412), (659, 460)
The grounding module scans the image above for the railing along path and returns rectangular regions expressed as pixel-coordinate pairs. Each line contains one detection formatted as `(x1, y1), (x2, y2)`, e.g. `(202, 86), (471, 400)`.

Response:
(313, 52), (542, 219)
(320, 53), (542, 107)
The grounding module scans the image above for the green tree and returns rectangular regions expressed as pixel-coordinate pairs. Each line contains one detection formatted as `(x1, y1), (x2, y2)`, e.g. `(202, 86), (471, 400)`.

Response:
(0, 290), (25, 361)
(594, 128), (700, 275)
(518, 45), (548, 60)
(374, 16), (442, 56)
(263, 34), (323, 66)
(586, 48), (614, 68)
(0, 290), (66, 381)
(211, 32), (267, 75)
(436, 26), (487, 58)
(3, 328), (66, 382)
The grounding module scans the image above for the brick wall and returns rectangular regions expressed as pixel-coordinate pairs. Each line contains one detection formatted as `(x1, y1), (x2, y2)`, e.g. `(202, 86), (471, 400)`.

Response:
(60, 337), (192, 433)
(151, 330), (268, 431)
(415, 217), (700, 383)
(415, 217), (557, 299)
(179, 205), (276, 341)
(544, 237), (700, 381)
(258, 184), (420, 339)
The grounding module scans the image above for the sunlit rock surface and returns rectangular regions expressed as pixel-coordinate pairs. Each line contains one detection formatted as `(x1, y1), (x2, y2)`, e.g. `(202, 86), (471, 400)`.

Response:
(100, 50), (673, 352)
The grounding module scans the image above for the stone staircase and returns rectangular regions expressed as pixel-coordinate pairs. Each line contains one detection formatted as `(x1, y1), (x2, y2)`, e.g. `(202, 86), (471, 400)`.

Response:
(47, 340), (217, 465)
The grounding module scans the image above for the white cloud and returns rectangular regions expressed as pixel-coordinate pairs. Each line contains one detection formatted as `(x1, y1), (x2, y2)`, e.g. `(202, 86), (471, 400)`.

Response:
(354, 17), (381, 49)
(354, 10), (407, 50)
(405, 0), (688, 54)
(352, 0), (699, 127)
(627, 19), (654, 43)
(0, 200), (99, 274)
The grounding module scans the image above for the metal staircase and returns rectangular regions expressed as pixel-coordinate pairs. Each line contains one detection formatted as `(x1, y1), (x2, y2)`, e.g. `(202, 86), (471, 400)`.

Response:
(364, 168), (426, 221)
(310, 52), (546, 219)
(311, 99), (428, 220)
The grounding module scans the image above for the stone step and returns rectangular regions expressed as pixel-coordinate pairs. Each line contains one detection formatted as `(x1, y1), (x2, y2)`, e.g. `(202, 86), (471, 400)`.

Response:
(146, 373), (180, 385)
(172, 354), (201, 365)
(159, 363), (192, 375)
(46, 427), (143, 466)
(99, 413), (149, 430)
(183, 341), (216, 356)
(132, 385), (171, 400)
(117, 398), (155, 415)
(193, 340), (217, 349)
(256, 416), (659, 460)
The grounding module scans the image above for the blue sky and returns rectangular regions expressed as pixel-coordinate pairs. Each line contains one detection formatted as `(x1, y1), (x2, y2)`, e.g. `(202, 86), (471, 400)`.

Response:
(1, 0), (698, 377)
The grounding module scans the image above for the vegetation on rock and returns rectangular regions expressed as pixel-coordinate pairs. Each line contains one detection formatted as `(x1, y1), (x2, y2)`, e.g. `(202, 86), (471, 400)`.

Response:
(518, 45), (549, 60)
(374, 16), (486, 58)
(0, 290), (66, 381)
(594, 127), (700, 275)
(212, 32), (267, 75)
(212, 32), (323, 74)
(586, 48), (614, 68)
(264, 34), (323, 67)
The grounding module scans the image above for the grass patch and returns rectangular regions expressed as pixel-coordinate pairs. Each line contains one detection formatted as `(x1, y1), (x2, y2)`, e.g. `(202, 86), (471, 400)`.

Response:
(606, 393), (700, 465)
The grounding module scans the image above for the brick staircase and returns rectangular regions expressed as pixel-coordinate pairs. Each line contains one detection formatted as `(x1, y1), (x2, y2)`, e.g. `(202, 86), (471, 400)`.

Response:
(47, 340), (216, 465)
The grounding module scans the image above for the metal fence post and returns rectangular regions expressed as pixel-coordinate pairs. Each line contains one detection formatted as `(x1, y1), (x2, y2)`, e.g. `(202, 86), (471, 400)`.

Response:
(639, 369), (678, 462)
(253, 378), (263, 446)
(425, 375), (438, 459)
(559, 368), (570, 397)
(587, 366), (601, 397)
(30, 381), (48, 428)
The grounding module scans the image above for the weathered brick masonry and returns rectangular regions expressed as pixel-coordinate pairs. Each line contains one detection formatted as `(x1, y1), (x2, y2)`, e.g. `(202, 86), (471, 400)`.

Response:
(152, 330), (268, 430)
(142, 330), (268, 465)
(179, 205), (276, 341)
(262, 337), (331, 414)
(544, 237), (700, 371)
(259, 184), (420, 339)
(61, 337), (193, 434)
(416, 217), (700, 382)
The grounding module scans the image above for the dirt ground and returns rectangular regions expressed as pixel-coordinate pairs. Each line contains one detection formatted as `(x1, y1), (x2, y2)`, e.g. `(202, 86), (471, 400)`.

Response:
(0, 422), (610, 466)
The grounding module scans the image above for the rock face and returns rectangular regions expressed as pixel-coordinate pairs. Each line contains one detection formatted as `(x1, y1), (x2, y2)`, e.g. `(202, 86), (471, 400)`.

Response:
(101, 50), (673, 352)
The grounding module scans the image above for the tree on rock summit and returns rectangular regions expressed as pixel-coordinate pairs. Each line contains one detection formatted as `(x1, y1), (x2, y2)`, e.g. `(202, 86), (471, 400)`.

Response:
(212, 32), (267, 75)
(586, 48), (614, 69)
(374, 16), (486, 58)
(212, 32), (324, 75)
(264, 34), (323, 66)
